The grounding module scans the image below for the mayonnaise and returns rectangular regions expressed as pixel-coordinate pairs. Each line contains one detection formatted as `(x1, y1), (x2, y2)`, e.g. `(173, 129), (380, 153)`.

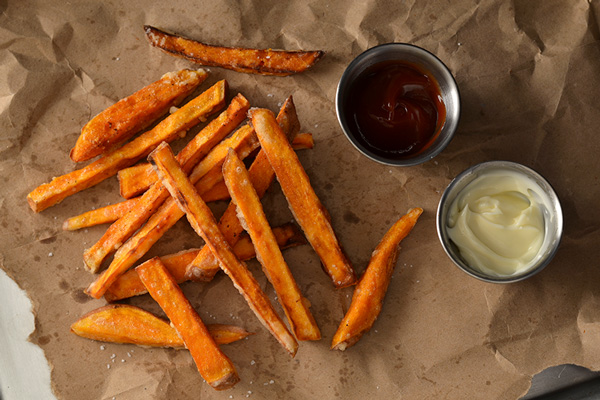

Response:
(447, 170), (547, 277)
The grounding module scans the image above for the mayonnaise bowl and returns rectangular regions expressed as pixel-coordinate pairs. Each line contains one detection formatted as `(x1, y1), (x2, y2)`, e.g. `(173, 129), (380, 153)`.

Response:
(436, 161), (563, 283)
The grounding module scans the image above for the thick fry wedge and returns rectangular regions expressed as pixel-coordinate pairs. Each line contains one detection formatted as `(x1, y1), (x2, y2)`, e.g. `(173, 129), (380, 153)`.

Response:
(26, 80), (226, 213)
(86, 125), (259, 297)
(145, 25), (324, 77)
(223, 149), (320, 341)
(331, 208), (423, 351)
(291, 132), (314, 150)
(149, 143), (298, 356)
(82, 92), (247, 273)
(70, 69), (207, 162)
(62, 198), (141, 231)
(186, 96), (300, 280)
(71, 304), (252, 347)
(104, 223), (306, 302)
(136, 258), (239, 390)
(250, 108), (357, 288)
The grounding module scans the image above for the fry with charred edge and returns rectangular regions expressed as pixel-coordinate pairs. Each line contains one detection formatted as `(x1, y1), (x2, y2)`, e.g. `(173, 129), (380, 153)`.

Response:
(145, 25), (324, 77)
(223, 149), (320, 341)
(26, 80), (226, 213)
(118, 132), (313, 199)
(149, 143), (298, 356)
(82, 92), (246, 273)
(331, 208), (423, 351)
(71, 69), (207, 162)
(71, 304), (253, 347)
(104, 223), (306, 302)
(63, 198), (141, 231)
(86, 125), (259, 297)
(136, 258), (239, 390)
(186, 96), (300, 280)
(250, 108), (357, 288)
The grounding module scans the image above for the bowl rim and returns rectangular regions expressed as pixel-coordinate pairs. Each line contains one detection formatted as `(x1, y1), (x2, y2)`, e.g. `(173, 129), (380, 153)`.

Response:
(436, 160), (564, 283)
(335, 42), (461, 166)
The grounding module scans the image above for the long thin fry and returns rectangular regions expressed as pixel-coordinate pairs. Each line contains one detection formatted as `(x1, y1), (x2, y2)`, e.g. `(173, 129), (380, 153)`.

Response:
(70, 69), (207, 162)
(71, 304), (253, 348)
(136, 258), (239, 390)
(186, 96), (300, 279)
(145, 25), (324, 76)
(104, 223), (306, 302)
(62, 198), (141, 231)
(86, 125), (259, 297)
(331, 208), (423, 351)
(250, 108), (357, 288)
(223, 149), (320, 341)
(149, 143), (298, 356)
(26, 80), (226, 213)
(82, 92), (246, 273)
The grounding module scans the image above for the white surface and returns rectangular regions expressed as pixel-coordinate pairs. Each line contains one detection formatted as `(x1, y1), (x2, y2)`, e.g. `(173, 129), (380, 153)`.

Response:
(0, 268), (56, 400)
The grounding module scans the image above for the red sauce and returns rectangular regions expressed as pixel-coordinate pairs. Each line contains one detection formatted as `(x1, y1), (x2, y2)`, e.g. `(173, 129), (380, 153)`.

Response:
(346, 60), (446, 159)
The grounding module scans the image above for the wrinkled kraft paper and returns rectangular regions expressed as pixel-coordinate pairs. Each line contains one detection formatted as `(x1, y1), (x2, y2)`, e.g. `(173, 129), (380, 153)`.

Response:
(2, 0), (600, 399)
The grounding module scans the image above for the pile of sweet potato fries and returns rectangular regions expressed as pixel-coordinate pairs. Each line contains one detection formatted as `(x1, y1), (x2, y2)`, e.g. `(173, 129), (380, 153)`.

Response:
(27, 26), (421, 391)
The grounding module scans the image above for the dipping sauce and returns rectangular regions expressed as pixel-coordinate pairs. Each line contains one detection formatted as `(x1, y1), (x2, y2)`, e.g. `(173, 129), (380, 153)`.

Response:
(345, 60), (446, 159)
(446, 170), (548, 277)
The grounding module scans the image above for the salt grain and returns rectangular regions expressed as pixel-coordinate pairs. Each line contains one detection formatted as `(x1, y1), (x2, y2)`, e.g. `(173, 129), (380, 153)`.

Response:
(100, 345), (105, 350)
(107, 364), (111, 369)
(48, 252), (53, 257)
(250, 360), (255, 365)
(270, 380), (275, 384)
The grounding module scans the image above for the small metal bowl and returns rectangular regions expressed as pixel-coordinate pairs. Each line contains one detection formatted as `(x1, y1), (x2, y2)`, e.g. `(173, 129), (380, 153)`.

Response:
(436, 161), (563, 283)
(336, 43), (460, 166)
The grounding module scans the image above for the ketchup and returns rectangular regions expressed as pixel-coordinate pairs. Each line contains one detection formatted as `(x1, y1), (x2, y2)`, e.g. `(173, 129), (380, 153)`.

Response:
(346, 60), (446, 159)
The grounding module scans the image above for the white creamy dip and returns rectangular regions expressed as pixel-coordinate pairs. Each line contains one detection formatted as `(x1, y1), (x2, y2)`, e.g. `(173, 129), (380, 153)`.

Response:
(447, 169), (547, 277)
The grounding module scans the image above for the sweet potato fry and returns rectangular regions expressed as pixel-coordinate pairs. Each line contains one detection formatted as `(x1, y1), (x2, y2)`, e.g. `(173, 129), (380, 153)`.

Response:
(292, 132), (314, 150)
(26, 80), (226, 213)
(250, 108), (357, 288)
(186, 96), (300, 280)
(149, 143), (298, 356)
(86, 125), (259, 297)
(62, 198), (141, 231)
(70, 69), (207, 162)
(145, 25), (324, 76)
(223, 149), (320, 341)
(331, 208), (423, 351)
(82, 92), (246, 273)
(104, 223), (306, 302)
(200, 180), (230, 203)
(71, 304), (252, 348)
(136, 258), (239, 390)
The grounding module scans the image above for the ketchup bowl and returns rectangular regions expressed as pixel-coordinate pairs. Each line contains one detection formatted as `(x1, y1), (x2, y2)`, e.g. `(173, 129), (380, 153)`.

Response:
(336, 43), (460, 166)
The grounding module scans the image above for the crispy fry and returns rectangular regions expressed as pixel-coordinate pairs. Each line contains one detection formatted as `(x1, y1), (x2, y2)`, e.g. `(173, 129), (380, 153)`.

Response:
(82, 92), (247, 273)
(186, 96), (300, 280)
(86, 124), (259, 297)
(292, 132), (314, 150)
(26, 80), (226, 213)
(62, 198), (141, 231)
(149, 143), (298, 356)
(331, 208), (423, 351)
(250, 108), (357, 288)
(136, 258), (239, 390)
(104, 223), (306, 302)
(145, 25), (324, 77)
(200, 180), (230, 203)
(70, 69), (207, 162)
(71, 304), (252, 348)
(223, 149), (320, 341)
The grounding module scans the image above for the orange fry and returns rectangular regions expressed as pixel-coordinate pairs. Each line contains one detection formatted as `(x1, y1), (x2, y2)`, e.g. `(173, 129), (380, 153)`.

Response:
(82, 91), (245, 273)
(250, 108), (356, 288)
(62, 198), (141, 231)
(292, 132), (314, 150)
(71, 304), (252, 348)
(331, 208), (423, 351)
(86, 124), (259, 297)
(149, 143), (298, 356)
(186, 96), (300, 280)
(223, 149), (320, 341)
(200, 180), (230, 203)
(136, 258), (239, 390)
(104, 223), (306, 302)
(145, 25), (324, 76)
(26, 80), (226, 213)
(70, 69), (207, 162)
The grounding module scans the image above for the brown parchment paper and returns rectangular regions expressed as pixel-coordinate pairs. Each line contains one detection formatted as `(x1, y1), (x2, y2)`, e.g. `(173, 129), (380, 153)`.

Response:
(2, 0), (600, 399)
